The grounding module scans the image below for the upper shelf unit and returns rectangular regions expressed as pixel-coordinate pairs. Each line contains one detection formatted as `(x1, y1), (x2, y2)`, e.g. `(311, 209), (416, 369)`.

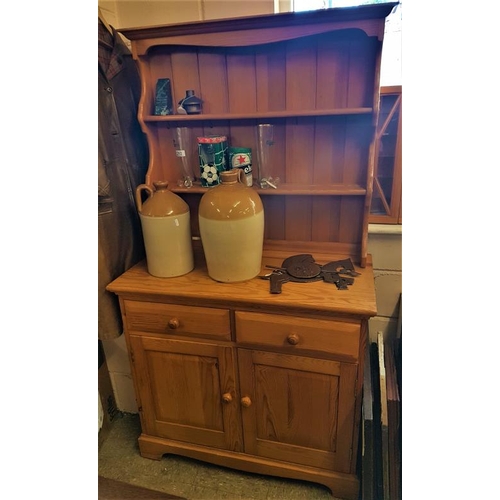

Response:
(119, 3), (399, 267)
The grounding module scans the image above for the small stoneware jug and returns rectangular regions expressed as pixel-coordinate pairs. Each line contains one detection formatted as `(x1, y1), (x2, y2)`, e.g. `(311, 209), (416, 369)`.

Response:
(135, 181), (194, 278)
(198, 169), (264, 282)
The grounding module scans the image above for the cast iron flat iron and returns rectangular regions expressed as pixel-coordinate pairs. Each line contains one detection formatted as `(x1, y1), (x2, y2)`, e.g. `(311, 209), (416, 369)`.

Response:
(260, 254), (360, 294)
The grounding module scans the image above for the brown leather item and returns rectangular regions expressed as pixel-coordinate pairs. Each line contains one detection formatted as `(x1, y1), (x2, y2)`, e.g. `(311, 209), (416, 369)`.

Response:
(98, 21), (149, 340)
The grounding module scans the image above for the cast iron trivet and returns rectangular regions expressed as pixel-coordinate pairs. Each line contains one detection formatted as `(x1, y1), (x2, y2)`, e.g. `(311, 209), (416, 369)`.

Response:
(260, 254), (361, 294)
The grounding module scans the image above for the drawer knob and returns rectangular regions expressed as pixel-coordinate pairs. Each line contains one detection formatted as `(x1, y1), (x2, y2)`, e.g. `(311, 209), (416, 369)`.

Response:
(167, 318), (180, 329)
(287, 333), (300, 345)
(241, 396), (252, 408)
(222, 393), (233, 403)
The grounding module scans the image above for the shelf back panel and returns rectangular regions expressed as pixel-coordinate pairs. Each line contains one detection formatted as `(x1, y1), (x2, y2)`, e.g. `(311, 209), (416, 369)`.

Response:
(141, 30), (379, 119)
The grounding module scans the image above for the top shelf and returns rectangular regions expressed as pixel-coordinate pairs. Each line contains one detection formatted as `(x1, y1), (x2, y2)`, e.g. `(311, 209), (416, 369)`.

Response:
(119, 3), (399, 55)
(144, 108), (373, 122)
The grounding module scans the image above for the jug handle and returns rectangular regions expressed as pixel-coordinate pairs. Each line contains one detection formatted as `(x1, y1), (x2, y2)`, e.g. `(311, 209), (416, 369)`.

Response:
(236, 168), (245, 184)
(135, 184), (154, 212)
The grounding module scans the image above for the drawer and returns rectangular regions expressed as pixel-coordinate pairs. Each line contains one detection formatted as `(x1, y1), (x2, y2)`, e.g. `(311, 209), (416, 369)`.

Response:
(235, 311), (360, 361)
(123, 300), (231, 341)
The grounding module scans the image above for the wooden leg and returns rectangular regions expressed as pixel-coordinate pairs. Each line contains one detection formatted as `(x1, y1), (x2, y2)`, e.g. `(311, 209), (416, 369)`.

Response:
(138, 434), (166, 460)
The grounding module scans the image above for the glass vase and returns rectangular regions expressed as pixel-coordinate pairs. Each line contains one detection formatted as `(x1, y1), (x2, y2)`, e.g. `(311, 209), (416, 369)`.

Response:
(256, 124), (279, 189)
(172, 127), (196, 188)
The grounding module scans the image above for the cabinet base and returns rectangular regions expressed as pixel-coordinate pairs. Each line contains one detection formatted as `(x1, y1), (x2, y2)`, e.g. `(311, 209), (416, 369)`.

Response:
(138, 433), (359, 500)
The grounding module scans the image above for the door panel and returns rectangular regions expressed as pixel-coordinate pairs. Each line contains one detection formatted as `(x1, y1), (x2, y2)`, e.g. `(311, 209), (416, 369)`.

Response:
(130, 335), (243, 451)
(238, 349), (357, 473)
(147, 350), (223, 430)
(254, 364), (339, 451)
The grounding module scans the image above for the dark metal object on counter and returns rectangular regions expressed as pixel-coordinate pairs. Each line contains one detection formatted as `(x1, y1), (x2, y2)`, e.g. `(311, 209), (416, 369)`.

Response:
(322, 258), (361, 277)
(260, 254), (360, 294)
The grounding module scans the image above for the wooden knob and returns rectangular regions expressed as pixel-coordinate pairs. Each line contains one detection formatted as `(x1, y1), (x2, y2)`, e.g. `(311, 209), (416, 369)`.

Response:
(287, 333), (299, 345)
(222, 393), (233, 403)
(167, 318), (180, 329)
(241, 396), (252, 408)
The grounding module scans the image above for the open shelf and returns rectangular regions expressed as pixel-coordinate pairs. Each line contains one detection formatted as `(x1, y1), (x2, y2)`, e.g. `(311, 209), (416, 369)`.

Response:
(172, 183), (367, 196)
(144, 108), (373, 122)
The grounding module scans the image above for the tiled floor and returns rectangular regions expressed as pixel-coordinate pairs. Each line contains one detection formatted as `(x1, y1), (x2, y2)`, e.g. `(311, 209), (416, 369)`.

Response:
(98, 412), (344, 500)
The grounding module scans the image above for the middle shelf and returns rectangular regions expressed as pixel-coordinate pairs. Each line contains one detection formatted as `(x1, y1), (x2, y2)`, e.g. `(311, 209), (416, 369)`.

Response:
(172, 183), (367, 196)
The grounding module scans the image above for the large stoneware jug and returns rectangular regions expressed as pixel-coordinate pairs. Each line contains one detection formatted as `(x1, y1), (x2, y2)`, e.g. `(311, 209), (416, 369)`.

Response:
(135, 181), (194, 278)
(198, 170), (264, 282)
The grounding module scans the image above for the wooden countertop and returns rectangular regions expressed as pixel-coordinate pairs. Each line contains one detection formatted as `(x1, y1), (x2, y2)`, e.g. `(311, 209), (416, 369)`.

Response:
(107, 251), (377, 319)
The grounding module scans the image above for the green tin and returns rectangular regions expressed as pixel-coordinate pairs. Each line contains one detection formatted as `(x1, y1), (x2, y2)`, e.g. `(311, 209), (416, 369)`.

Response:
(198, 135), (228, 187)
(229, 147), (253, 187)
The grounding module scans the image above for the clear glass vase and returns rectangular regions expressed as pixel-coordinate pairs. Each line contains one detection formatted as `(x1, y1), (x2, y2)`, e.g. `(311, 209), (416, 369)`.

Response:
(256, 124), (279, 189)
(172, 127), (196, 188)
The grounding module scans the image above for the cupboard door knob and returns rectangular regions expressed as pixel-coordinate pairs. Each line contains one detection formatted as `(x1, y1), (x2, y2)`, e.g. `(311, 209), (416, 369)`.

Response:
(167, 318), (180, 329)
(241, 396), (252, 408)
(222, 393), (233, 403)
(287, 333), (299, 345)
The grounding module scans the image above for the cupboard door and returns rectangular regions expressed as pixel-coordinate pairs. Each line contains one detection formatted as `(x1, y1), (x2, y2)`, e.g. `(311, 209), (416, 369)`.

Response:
(238, 349), (357, 473)
(129, 335), (243, 451)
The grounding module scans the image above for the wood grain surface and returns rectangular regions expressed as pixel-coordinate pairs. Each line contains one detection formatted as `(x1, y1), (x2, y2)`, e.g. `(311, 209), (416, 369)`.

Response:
(107, 250), (377, 318)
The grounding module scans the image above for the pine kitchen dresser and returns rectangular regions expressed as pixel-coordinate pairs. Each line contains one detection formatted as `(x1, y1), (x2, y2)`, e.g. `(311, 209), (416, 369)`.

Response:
(107, 3), (396, 498)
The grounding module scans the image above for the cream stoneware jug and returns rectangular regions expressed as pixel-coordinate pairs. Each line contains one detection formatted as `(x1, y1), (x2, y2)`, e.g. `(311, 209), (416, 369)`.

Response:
(198, 169), (264, 282)
(135, 181), (194, 278)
